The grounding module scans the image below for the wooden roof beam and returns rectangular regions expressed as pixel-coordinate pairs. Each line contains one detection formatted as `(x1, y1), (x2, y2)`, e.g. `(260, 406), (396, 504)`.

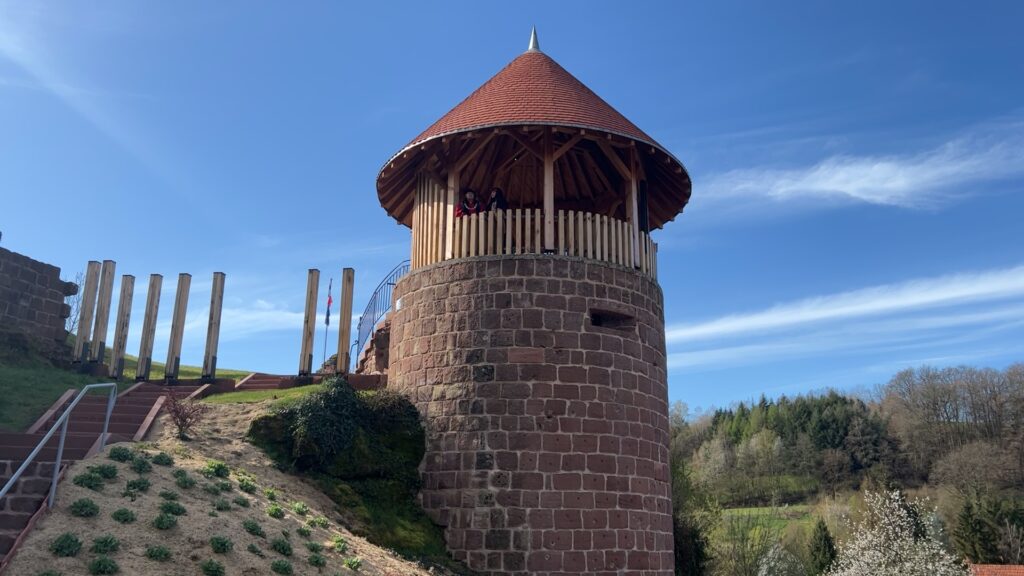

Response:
(552, 133), (583, 161)
(503, 129), (544, 159)
(596, 139), (631, 181)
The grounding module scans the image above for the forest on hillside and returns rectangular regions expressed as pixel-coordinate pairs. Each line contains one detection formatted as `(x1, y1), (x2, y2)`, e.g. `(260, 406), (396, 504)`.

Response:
(671, 363), (1024, 576)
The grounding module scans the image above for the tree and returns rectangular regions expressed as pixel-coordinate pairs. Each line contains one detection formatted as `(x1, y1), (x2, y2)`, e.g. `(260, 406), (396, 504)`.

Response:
(953, 495), (1001, 563)
(807, 518), (836, 575)
(64, 269), (84, 335)
(825, 490), (969, 576)
(671, 458), (718, 576)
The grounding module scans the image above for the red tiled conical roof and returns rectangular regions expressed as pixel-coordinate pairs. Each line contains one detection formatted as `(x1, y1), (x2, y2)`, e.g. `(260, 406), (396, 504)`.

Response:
(407, 50), (659, 148)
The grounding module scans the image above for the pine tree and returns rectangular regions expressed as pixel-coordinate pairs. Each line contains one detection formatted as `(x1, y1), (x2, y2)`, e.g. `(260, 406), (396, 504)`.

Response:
(953, 495), (1001, 563)
(808, 518), (837, 574)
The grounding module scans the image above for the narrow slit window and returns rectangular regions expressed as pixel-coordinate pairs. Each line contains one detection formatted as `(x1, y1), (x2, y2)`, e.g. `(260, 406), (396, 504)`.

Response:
(590, 309), (636, 332)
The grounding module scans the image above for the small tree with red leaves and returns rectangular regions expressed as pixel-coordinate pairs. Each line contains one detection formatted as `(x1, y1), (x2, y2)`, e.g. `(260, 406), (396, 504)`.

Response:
(164, 391), (209, 440)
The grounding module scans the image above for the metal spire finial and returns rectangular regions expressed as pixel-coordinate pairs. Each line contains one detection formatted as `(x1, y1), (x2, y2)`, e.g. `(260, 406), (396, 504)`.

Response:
(527, 26), (540, 52)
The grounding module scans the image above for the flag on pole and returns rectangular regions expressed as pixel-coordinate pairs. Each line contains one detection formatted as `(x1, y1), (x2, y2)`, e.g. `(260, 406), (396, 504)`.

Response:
(325, 278), (333, 326)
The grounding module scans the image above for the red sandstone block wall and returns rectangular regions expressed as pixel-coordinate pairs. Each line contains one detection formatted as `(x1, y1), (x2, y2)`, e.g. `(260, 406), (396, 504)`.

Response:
(388, 255), (674, 576)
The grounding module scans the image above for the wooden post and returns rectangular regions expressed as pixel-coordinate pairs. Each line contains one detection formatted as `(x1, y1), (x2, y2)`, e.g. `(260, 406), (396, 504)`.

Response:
(628, 149), (641, 267)
(201, 272), (226, 381)
(298, 268), (320, 376)
(89, 260), (116, 363)
(110, 275), (134, 380)
(73, 261), (101, 362)
(165, 273), (191, 381)
(543, 128), (555, 252)
(137, 274), (162, 381)
(336, 268), (355, 374)
(445, 169), (459, 260)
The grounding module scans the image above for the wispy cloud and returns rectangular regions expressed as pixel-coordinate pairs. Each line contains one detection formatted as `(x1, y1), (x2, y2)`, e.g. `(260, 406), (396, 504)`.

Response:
(699, 122), (1024, 210)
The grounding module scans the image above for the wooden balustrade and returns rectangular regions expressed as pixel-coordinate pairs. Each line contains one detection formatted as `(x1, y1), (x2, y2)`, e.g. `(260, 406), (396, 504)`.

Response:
(410, 176), (657, 278)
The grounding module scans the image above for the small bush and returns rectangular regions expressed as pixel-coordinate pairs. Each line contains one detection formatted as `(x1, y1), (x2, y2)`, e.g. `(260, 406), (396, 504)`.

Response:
(308, 553), (326, 567)
(305, 541), (323, 553)
(144, 546), (171, 561)
(199, 559), (225, 576)
(243, 519), (265, 537)
(90, 535), (120, 554)
(165, 391), (209, 439)
(171, 468), (187, 479)
(70, 498), (99, 517)
(208, 510), (219, 517)
(264, 487), (278, 501)
(214, 498), (231, 511)
(270, 559), (293, 575)
(233, 495), (250, 508)
(73, 472), (104, 491)
(159, 500), (187, 516)
(87, 556), (119, 575)
(108, 446), (132, 462)
(307, 515), (329, 528)
(175, 473), (197, 489)
(125, 477), (151, 493)
(238, 477), (257, 493)
(151, 452), (174, 466)
(110, 508), (135, 524)
(87, 464), (118, 480)
(331, 535), (348, 554)
(216, 480), (233, 492)
(210, 536), (234, 553)
(289, 501), (309, 516)
(296, 526), (311, 538)
(202, 460), (230, 478)
(267, 503), (285, 519)
(247, 543), (264, 557)
(270, 537), (293, 556)
(49, 532), (82, 557)
(152, 513), (177, 530)
(130, 457), (152, 474)
(159, 490), (179, 501)
(202, 483), (221, 495)
(344, 557), (363, 571)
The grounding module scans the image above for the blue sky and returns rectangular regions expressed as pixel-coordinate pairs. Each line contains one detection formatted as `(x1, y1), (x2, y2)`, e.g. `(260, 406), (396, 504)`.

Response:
(2, 1), (1022, 411)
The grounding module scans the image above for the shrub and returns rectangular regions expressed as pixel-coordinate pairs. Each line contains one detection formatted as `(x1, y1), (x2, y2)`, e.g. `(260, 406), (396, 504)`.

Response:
(108, 446), (132, 462)
(208, 510), (219, 517)
(129, 457), (152, 474)
(331, 535), (348, 554)
(233, 495), (250, 508)
(270, 559), (293, 575)
(171, 468), (187, 478)
(202, 483), (221, 495)
(49, 532), (82, 557)
(267, 503), (285, 519)
(151, 452), (174, 466)
(216, 480), (233, 492)
(238, 477), (257, 493)
(145, 546), (171, 561)
(264, 487), (278, 501)
(305, 541), (323, 553)
(270, 537), (293, 556)
(70, 498), (99, 517)
(90, 535), (120, 554)
(243, 519), (266, 537)
(202, 460), (230, 478)
(87, 556), (119, 575)
(110, 508), (135, 524)
(296, 526), (311, 538)
(214, 498), (231, 511)
(87, 464), (118, 480)
(289, 501), (309, 516)
(125, 477), (151, 492)
(152, 513), (178, 530)
(344, 557), (363, 571)
(308, 553), (326, 567)
(175, 473), (196, 489)
(210, 536), (233, 553)
(288, 379), (361, 466)
(73, 472), (104, 491)
(247, 543), (264, 557)
(159, 501), (187, 516)
(199, 559), (225, 576)
(307, 515), (329, 528)
(165, 392), (209, 439)
(159, 490), (179, 501)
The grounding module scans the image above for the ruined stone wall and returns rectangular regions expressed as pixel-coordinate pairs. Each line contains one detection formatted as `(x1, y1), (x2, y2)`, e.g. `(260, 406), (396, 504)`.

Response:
(388, 255), (673, 576)
(0, 247), (76, 358)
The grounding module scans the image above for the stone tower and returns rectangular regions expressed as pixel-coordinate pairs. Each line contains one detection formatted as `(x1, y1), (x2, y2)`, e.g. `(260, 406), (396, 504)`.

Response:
(376, 30), (691, 576)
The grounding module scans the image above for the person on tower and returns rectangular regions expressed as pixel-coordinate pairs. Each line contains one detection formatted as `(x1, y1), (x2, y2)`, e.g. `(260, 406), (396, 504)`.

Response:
(455, 189), (482, 217)
(486, 187), (508, 211)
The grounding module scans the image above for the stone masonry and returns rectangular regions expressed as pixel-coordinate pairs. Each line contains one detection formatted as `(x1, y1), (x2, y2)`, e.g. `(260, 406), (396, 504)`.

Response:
(388, 255), (673, 576)
(0, 247), (77, 358)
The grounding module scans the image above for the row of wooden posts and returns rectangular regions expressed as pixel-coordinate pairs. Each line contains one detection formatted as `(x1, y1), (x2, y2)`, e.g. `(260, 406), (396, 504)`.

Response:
(71, 260), (225, 381)
(297, 268), (355, 377)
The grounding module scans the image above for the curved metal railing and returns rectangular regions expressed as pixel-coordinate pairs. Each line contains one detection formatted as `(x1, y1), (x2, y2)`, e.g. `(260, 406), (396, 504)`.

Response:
(354, 260), (410, 359)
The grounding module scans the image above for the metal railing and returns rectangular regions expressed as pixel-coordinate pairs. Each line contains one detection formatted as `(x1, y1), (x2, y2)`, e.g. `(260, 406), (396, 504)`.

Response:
(354, 260), (410, 358)
(0, 383), (118, 508)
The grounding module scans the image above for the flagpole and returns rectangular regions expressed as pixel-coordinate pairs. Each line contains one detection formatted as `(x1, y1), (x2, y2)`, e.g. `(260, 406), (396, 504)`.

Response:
(322, 278), (332, 372)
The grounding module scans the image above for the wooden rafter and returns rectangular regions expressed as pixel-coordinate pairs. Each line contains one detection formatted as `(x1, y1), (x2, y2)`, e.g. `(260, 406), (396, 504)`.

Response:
(595, 138), (631, 180)
(552, 133), (583, 161)
(503, 129), (544, 159)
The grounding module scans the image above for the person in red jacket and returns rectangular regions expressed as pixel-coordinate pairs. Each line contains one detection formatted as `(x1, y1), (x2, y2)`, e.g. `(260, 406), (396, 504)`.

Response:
(455, 189), (482, 217)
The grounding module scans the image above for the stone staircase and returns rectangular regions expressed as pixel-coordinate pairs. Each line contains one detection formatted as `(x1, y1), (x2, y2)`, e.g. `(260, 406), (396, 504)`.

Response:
(0, 382), (201, 570)
(234, 372), (300, 390)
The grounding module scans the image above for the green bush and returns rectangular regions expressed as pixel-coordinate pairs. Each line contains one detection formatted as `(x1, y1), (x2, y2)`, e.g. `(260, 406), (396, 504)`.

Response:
(216, 480), (233, 492)
(344, 556), (363, 571)
(152, 513), (177, 530)
(238, 477), (257, 493)
(151, 452), (174, 466)
(264, 487), (278, 501)
(87, 556), (119, 575)
(171, 468), (187, 479)
(129, 457), (152, 474)
(202, 460), (230, 478)
(202, 483), (221, 495)
(125, 477), (151, 493)
(270, 559), (293, 575)
(270, 537), (293, 556)
(144, 546), (171, 561)
(247, 543), (264, 557)
(73, 472), (104, 491)
(289, 501), (309, 516)
(108, 446), (132, 462)
(331, 535), (348, 554)
(233, 495), (250, 508)
(200, 559), (225, 576)
(87, 464), (118, 480)
(296, 526), (311, 538)
(49, 532), (82, 557)
(210, 536), (233, 553)
(159, 489), (179, 501)
(307, 515), (329, 528)
(90, 535), (120, 554)
(267, 503), (285, 519)
(110, 508), (135, 524)
(243, 519), (266, 537)
(159, 501), (187, 516)
(173, 471), (197, 489)
(308, 553), (326, 567)
(70, 498), (99, 517)
(304, 541), (323, 553)
(214, 498), (231, 511)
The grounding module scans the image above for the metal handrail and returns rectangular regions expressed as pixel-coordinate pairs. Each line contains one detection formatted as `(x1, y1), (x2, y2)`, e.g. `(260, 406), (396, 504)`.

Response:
(0, 383), (118, 508)
(354, 260), (410, 360)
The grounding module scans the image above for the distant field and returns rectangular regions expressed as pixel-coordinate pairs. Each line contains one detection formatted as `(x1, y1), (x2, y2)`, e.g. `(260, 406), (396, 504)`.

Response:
(722, 504), (815, 533)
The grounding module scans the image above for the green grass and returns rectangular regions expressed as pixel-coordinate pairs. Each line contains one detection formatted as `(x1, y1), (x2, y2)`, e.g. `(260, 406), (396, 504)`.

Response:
(722, 504), (815, 533)
(202, 385), (324, 407)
